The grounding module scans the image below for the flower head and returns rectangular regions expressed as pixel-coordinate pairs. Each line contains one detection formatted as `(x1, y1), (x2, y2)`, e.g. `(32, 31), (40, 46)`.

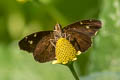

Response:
(52, 38), (81, 64)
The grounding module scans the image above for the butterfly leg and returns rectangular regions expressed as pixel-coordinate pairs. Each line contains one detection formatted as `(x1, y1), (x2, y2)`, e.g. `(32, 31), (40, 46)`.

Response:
(67, 34), (71, 41)
(50, 39), (56, 48)
(63, 33), (71, 41)
(62, 33), (67, 38)
(64, 33), (71, 41)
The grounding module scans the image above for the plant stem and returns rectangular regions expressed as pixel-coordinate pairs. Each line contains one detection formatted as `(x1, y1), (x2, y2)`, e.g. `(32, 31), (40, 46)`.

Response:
(67, 63), (80, 80)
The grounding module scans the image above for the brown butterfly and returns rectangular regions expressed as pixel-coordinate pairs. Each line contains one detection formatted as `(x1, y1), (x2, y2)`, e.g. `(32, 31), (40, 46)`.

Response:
(19, 20), (102, 63)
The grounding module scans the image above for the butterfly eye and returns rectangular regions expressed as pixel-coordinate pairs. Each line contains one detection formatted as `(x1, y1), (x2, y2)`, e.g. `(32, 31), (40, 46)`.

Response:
(55, 35), (61, 41)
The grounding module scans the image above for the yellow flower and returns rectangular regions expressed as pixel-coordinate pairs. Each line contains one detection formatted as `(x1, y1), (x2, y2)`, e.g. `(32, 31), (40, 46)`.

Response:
(52, 38), (81, 64)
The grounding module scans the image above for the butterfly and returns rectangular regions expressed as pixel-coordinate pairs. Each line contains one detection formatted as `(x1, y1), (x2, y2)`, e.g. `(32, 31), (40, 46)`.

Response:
(19, 20), (102, 63)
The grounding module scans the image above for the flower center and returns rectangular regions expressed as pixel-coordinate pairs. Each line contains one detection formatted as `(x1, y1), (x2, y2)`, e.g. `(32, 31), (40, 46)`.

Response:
(55, 38), (77, 64)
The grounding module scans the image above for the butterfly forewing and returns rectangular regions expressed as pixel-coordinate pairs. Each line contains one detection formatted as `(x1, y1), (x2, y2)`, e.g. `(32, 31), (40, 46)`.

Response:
(63, 20), (101, 37)
(63, 20), (102, 52)
(19, 31), (53, 52)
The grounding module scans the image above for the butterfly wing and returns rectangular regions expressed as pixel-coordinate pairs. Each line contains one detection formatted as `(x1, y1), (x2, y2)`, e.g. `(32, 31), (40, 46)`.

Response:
(63, 20), (102, 52)
(33, 33), (56, 63)
(18, 31), (55, 62)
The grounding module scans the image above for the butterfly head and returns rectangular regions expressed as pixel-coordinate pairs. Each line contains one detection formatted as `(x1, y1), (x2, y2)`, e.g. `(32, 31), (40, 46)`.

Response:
(54, 23), (63, 40)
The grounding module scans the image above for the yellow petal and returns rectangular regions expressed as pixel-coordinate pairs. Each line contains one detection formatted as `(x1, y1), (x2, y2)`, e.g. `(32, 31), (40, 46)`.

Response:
(62, 61), (68, 64)
(72, 58), (77, 61)
(52, 60), (61, 64)
(76, 51), (81, 55)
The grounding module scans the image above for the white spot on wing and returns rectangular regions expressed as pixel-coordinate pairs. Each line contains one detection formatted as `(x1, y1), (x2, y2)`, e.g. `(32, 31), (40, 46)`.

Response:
(89, 20), (92, 22)
(28, 40), (33, 44)
(25, 37), (28, 39)
(34, 33), (37, 37)
(80, 22), (83, 25)
(95, 32), (98, 35)
(86, 26), (90, 29)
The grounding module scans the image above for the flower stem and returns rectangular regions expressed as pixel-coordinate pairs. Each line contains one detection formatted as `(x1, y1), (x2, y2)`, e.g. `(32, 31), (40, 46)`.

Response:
(67, 63), (80, 80)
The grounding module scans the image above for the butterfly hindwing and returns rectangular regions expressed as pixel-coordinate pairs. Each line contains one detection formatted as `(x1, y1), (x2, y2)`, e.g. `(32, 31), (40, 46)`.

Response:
(19, 31), (56, 62)
(33, 34), (55, 62)
(70, 32), (92, 52)
(63, 20), (101, 52)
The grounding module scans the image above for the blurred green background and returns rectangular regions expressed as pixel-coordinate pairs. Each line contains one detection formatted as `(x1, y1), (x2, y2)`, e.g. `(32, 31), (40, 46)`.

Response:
(0, 0), (120, 80)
